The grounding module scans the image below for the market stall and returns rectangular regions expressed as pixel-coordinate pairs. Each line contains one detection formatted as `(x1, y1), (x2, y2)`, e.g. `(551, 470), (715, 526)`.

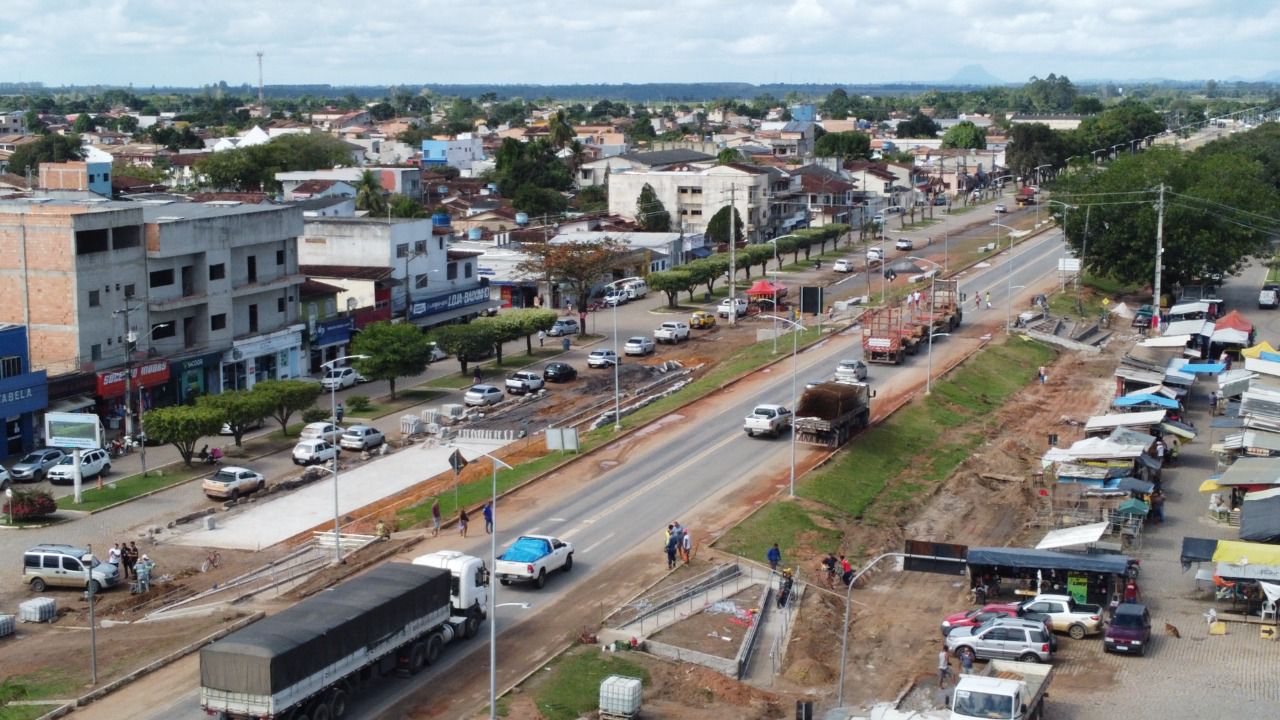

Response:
(966, 547), (1131, 605)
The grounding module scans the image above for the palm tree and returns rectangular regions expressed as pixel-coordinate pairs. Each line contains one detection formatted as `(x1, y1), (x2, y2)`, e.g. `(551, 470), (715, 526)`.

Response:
(390, 194), (427, 218)
(549, 110), (574, 149)
(567, 139), (586, 177)
(353, 169), (387, 216)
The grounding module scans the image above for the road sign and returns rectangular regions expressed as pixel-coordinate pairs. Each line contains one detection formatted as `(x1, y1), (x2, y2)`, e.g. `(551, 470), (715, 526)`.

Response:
(45, 412), (101, 450)
(1058, 258), (1082, 273)
(448, 449), (469, 475)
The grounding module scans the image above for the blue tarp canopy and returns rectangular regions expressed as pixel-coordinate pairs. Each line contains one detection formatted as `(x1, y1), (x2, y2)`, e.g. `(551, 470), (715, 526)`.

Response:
(1114, 394), (1180, 409)
(1117, 477), (1155, 494)
(499, 536), (552, 563)
(1262, 351), (1280, 363)
(967, 547), (1132, 575)
(1180, 537), (1219, 568)
(1181, 362), (1227, 374)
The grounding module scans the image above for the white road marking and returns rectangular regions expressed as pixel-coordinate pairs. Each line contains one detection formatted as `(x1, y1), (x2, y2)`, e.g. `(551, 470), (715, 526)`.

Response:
(580, 532), (616, 555)
(547, 517), (568, 523)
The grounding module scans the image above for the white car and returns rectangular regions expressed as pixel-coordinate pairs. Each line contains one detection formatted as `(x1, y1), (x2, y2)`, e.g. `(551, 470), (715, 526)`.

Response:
(834, 359), (868, 382)
(300, 422), (344, 443)
(833, 258), (855, 273)
(220, 417), (265, 436)
(46, 448), (111, 485)
(718, 298), (748, 318)
(587, 349), (619, 368)
(320, 367), (358, 390)
(464, 384), (504, 406)
(0, 466), (9, 491)
(292, 439), (340, 466)
(994, 204), (1008, 214)
(623, 336), (656, 356)
(505, 370), (546, 395)
(427, 342), (447, 363)
(340, 424), (385, 450)
(866, 247), (883, 262)
(202, 466), (265, 500)
(547, 318), (580, 336)
(603, 291), (629, 307)
(895, 238), (914, 251)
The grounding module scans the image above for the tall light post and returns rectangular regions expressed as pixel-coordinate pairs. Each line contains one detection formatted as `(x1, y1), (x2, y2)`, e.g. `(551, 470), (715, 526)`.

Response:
(759, 314), (805, 497)
(131, 322), (170, 477)
(990, 222), (1016, 333)
(83, 549), (98, 685)
(471, 450), (514, 720)
(908, 256), (945, 393)
(320, 353), (368, 564)
(611, 301), (621, 431)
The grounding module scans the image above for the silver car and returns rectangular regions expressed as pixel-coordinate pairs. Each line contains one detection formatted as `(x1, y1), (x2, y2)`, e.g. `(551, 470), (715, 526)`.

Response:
(945, 617), (1054, 664)
(340, 425), (385, 450)
(10, 448), (67, 482)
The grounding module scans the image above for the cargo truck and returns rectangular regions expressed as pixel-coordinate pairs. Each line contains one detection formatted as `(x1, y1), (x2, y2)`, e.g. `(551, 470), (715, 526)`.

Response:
(200, 555), (488, 720)
(923, 278), (963, 333)
(793, 381), (874, 447)
(950, 659), (1053, 720)
(862, 306), (925, 364)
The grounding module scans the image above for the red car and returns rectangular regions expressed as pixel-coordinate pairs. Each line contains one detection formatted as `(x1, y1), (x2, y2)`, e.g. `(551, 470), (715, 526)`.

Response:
(940, 603), (1054, 640)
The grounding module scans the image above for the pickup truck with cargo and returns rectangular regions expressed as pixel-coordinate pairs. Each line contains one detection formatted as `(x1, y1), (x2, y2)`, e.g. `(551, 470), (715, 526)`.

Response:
(743, 404), (792, 438)
(951, 659), (1053, 720)
(202, 466), (265, 500)
(793, 382), (873, 447)
(200, 556), (488, 720)
(1018, 593), (1104, 639)
(1260, 284), (1279, 309)
(496, 535), (574, 589)
(505, 370), (545, 395)
(654, 321), (691, 344)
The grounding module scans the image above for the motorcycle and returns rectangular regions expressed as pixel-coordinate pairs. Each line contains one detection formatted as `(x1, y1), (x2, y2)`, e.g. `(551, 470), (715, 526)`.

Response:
(108, 439), (126, 458)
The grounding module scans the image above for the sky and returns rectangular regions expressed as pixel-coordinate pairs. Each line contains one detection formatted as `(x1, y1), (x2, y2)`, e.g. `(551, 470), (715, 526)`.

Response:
(6, 0), (1279, 87)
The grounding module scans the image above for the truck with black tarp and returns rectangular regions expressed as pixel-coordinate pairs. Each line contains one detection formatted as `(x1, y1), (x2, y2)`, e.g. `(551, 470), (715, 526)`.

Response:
(200, 556), (488, 720)
(793, 381), (874, 447)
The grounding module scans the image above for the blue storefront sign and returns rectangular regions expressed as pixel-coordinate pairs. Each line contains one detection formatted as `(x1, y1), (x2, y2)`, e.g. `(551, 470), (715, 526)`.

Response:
(0, 370), (47, 418)
(170, 350), (226, 402)
(408, 286), (491, 321)
(311, 316), (355, 347)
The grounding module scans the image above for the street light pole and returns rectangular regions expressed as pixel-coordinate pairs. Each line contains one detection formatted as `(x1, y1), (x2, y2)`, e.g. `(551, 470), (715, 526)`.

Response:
(83, 548), (98, 685)
(991, 222), (1015, 333)
(320, 353), (367, 564)
(612, 302), (621, 431)
(481, 452), (512, 720)
(759, 314), (806, 497)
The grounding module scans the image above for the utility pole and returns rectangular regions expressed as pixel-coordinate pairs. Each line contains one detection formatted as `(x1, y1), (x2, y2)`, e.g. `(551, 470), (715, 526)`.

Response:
(1078, 205), (1091, 315)
(256, 51), (265, 114)
(728, 185), (737, 327)
(1153, 184), (1165, 314)
(112, 302), (141, 441)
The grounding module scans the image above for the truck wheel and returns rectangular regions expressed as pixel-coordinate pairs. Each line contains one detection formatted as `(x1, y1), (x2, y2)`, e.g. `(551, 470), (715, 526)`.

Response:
(535, 569), (548, 589)
(230, 488), (239, 501)
(1068, 624), (1087, 640)
(564, 554), (573, 572)
(329, 689), (348, 718)
(30, 578), (46, 593)
(1018, 652), (1040, 663)
(499, 578), (510, 586)
(425, 633), (443, 665)
(464, 614), (481, 639)
(407, 641), (427, 674)
(310, 702), (331, 720)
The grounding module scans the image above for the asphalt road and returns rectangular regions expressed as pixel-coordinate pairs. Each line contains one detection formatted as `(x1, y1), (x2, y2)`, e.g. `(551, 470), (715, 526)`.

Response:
(132, 228), (1068, 720)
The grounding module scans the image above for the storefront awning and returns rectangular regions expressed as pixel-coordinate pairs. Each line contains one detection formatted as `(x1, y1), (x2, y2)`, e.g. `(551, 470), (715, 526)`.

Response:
(1213, 539), (1280, 566)
(1114, 394), (1179, 409)
(1216, 457), (1280, 487)
(46, 394), (95, 414)
(1240, 488), (1280, 543)
(1180, 537), (1219, 567)
(966, 547), (1132, 575)
(1036, 522), (1110, 551)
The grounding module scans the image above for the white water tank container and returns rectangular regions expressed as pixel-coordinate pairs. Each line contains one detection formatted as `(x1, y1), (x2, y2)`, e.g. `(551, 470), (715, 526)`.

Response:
(599, 674), (642, 717)
(19, 598), (56, 623)
(0, 614), (15, 638)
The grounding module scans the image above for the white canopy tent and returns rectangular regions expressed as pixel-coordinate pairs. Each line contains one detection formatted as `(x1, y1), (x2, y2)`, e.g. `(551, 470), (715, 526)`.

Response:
(1036, 522), (1111, 551)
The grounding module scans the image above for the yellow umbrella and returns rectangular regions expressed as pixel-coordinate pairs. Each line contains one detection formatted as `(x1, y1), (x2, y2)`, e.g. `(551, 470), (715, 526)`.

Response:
(1199, 478), (1223, 493)
(1242, 341), (1278, 359)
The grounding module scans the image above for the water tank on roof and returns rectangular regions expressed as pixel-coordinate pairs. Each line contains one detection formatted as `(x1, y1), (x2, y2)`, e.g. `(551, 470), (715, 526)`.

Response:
(432, 210), (451, 227)
(468, 228), (482, 241)
(515, 212), (529, 226)
(437, 185), (448, 195)
(487, 183), (498, 193)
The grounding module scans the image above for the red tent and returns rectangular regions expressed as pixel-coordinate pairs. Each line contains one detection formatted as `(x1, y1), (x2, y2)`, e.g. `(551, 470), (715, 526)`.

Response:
(1215, 309), (1253, 333)
(746, 279), (787, 298)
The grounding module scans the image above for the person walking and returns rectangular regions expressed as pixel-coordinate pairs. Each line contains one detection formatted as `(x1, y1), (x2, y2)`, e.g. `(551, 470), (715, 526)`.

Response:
(938, 648), (953, 687)
(430, 498), (441, 537)
(459, 508), (469, 538)
(1038, 365), (1047, 384)
(681, 529), (692, 564)
(473, 367), (483, 385)
(538, 329), (546, 347)
(840, 555), (855, 586)
(959, 647), (973, 675)
(777, 569), (795, 608)
(984, 290), (992, 309)
(767, 543), (782, 573)
(120, 542), (134, 579)
(335, 402), (344, 424)
(974, 293), (981, 311)
(482, 502), (494, 534)
(821, 553), (838, 589)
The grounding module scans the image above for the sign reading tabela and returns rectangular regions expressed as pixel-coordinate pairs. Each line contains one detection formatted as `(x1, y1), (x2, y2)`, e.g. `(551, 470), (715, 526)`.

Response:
(45, 412), (102, 450)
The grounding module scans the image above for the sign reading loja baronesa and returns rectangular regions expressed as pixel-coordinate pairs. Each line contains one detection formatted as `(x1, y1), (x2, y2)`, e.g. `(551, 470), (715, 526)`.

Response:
(96, 360), (170, 397)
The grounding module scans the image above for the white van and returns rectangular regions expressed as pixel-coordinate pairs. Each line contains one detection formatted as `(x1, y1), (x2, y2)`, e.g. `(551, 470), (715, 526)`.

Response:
(623, 280), (649, 299)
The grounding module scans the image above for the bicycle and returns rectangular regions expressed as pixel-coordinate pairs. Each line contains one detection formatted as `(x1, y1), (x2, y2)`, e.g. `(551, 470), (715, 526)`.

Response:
(201, 550), (221, 573)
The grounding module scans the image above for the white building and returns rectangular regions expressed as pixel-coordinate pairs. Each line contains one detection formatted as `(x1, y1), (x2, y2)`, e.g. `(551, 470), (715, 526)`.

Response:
(421, 135), (487, 176)
(276, 167), (422, 201)
(210, 125), (271, 152)
(607, 163), (773, 242)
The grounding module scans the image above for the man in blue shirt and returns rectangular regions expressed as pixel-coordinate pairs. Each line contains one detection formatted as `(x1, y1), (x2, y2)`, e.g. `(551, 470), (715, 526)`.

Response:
(767, 543), (781, 572)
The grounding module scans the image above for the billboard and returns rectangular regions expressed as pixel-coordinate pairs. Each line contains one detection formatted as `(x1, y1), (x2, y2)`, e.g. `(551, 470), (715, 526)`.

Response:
(45, 412), (102, 450)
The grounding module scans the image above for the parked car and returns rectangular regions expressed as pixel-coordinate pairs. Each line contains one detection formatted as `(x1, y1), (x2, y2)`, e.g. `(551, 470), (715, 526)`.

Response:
(603, 290), (629, 307)
(587, 349), (620, 368)
(463, 384), (504, 406)
(300, 422), (344, 443)
(654, 321), (691, 344)
(945, 617), (1054, 664)
(718, 298), (748, 318)
(1259, 284), (1279, 310)
(1018, 593), (1104, 639)
(339, 424), (385, 451)
(320, 367), (359, 390)
(895, 238), (914, 251)
(0, 466), (9, 490)
(542, 362), (578, 383)
(426, 341), (448, 363)
(505, 370), (546, 395)
(834, 359), (868, 382)
(866, 247), (884, 262)
(940, 604), (1057, 648)
(23, 544), (120, 593)
(203, 466), (266, 500)
(46, 448), (111, 485)
(689, 311), (717, 329)
(833, 258), (855, 273)
(292, 439), (340, 466)
(622, 279), (649, 299)
(1104, 603), (1152, 655)
(624, 336), (656, 356)
(9, 448), (66, 482)
(547, 318), (580, 336)
(994, 204), (1008, 214)
(220, 417), (265, 436)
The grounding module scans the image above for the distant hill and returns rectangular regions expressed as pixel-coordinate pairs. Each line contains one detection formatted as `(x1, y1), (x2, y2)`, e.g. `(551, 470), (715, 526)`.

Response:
(947, 65), (1005, 86)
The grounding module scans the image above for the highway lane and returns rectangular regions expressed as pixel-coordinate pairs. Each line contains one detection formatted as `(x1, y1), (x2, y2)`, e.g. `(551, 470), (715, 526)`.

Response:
(143, 231), (1068, 720)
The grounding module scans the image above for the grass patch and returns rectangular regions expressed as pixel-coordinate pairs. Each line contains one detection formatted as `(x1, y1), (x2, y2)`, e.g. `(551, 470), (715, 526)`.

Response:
(531, 649), (650, 720)
(721, 337), (1056, 558)
(901, 217), (942, 230)
(0, 706), (54, 720)
(55, 464), (205, 512)
(0, 670), (82, 714)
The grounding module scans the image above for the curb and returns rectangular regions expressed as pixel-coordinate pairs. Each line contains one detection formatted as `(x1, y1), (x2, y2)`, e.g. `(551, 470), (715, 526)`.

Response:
(35, 611), (265, 720)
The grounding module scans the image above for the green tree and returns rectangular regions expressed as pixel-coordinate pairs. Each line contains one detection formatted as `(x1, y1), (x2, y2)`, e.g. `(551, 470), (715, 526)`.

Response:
(635, 183), (671, 232)
(773, 236), (798, 268)
(690, 255), (730, 295)
(515, 238), (628, 314)
(1071, 97), (1105, 115)
(350, 321), (433, 400)
(368, 102), (395, 121)
(7, 133), (84, 176)
(72, 114), (95, 133)
(682, 260), (716, 301)
(941, 121), (987, 149)
(389, 194), (427, 218)
(353, 169), (387, 215)
(504, 308), (559, 355)
(814, 131), (872, 161)
(143, 405), (223, 466)
(251, 379), (322, 436)
(548, 109), (575, 149)
(1005, 122), (1068, 182)
(575, 185), (608, 213)
(705, 205), (744, 245)
(647, 269), (695, 308)
(470, 315), (524, 365)
(432, 323), (500, 375)
(197, 390), (272, 448)
(717, 148), (745, 165)
(895, 113), (940, 138)
(512, 185), (568, 216)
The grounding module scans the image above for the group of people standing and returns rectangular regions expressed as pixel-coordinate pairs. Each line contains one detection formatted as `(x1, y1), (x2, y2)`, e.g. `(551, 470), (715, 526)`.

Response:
(664, 522), (692, 569)
(107, 541), (154, 593)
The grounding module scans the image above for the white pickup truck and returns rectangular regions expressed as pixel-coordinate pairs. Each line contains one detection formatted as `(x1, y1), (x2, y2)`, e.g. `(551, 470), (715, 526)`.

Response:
(1019, 593), (1104, 639)
(495, 535), (574, 589)
(951, 659), (1053, 720)
(743, 404), (792, 438)
(505, 370), (545, 395)
(1260, 284), (1279, 310)
(654, 321), (691, 344)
